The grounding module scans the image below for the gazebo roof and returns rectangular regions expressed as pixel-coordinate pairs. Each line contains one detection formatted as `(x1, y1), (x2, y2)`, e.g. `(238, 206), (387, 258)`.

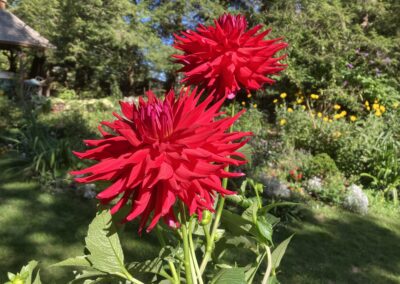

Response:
(0, 9), (54, 49)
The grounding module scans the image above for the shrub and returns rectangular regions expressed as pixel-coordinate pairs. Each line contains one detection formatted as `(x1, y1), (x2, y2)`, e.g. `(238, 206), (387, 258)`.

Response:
(305, 153), (339, 179)
(57, 88), (77, 100)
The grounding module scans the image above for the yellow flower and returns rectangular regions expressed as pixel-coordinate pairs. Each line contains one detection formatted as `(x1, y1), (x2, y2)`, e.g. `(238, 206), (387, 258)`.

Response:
(296, 98), (304, 104)
(340, 110), (347, 117)
(273, 99), (278, 104)
(323, 116), (329, 122)
(253, 104), (258, 108)
(310, 94), (319, 100)
(288, 108), (293, 113)
(366, 106), (371, 111)
(375, 110), (382, 117)
(334, 104), (341, 110)
(334, 114), (341, 120)
(350, 115), (357, 122)
(372, 103), (380, 111)
(365, 101), (370, 107)
(280, 119), (287, 126)
(379, 105), (386, 112)
(280, 92), (287, 99)
(329, 119), (333, 123)
(241, 101), (246, 106)
(301, 105), (306, 110)
(247, 93), (252, 98)
(317, 112), (323, 118)
(374, 100), (378, 104)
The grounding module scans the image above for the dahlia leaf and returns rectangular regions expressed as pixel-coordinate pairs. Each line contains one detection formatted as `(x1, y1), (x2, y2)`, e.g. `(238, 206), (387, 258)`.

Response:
(85, 210), (126, 276)
(127, 246), (176, 279)
(210, 267), (247, 284)
(270, 234), (294, 271)
(70, 270), (108, 283)
(255, 216), (273, 245)
(221, 209), (253, 236)
(51, 256), (92, 268)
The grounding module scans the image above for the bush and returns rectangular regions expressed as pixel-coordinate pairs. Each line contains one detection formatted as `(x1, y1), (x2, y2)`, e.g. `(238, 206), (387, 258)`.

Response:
(277, 106), (400, 181)
(305, 153), (339, 179)
(57, 88), (77, 100)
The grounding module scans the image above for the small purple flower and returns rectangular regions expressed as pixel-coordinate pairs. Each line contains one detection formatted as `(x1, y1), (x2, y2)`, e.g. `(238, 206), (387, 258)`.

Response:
(355, 48), (360, 54)
(295, 1), (302, 14)
(346, 63), (354, 69)
(382, 57), (392, 65)
(375, 68), (382, 77)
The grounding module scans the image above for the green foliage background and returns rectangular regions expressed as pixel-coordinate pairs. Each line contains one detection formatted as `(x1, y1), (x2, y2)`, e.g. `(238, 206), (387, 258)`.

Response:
(3, 0), (398, 99)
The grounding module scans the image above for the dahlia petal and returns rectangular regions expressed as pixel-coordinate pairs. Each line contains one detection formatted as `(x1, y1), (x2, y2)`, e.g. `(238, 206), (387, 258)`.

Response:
(118, 128), (141, 146)
(97, 177), (127, 200)
(110, 190), (132, 214)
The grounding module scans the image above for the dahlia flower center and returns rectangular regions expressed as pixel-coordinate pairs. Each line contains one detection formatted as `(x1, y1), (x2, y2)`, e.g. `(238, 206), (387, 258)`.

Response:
(139, 100), (173, 140)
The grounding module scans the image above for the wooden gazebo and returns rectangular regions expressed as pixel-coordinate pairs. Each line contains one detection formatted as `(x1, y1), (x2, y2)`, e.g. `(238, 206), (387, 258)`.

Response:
(0, 0), (54, 96)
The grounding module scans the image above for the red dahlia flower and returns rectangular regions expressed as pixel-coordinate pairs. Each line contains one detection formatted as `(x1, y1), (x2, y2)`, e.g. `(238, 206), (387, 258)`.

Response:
(71, 89), (251, 233)
(173, 13), (288, 100)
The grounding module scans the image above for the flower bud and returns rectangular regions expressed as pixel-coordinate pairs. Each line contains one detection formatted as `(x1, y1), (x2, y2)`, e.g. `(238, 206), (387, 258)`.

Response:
(200, 210), (212, 226)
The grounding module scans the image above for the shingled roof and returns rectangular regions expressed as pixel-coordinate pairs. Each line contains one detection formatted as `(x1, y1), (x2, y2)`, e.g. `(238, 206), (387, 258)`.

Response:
(0, 8), (54, 49)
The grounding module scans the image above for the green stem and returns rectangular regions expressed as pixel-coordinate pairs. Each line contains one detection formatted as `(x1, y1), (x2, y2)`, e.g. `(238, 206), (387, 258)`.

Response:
(199, 100), (236, 274)
(180, 203), (194, 284)
(122, 268), (144, 284)
(261, 245), (272, 284)
(202, 223), (211, 248)
(169, 261), (180, 284)
(155, 225), (179, 283)
(189, 219), (204, 284)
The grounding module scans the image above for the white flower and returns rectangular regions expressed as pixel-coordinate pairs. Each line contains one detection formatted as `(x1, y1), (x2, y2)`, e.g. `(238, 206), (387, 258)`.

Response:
(343, 184), (369, 215)
(307, 177), (323, 193)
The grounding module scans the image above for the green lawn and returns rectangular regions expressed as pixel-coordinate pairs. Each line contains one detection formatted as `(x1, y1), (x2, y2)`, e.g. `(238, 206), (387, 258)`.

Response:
(277, 203), (400, 284)
(0, 179), (160, 283)
(1, 178), (399, 283)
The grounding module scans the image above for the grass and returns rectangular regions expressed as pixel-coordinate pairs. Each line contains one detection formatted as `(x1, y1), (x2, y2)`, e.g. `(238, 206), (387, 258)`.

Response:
(1, 176), (399, 284)
(0, 178), (160, 283)
(277, 202), (400, 284)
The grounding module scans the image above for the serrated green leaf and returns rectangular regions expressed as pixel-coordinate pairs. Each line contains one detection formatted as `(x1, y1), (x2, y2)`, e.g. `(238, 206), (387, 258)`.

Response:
(242, 202), (258, 222)
(271, 235), (294, 270)
(71, 270), (108, 284)
(211, 268), (247, 284)
(85, 210), (125, 275)
(127, 246), (174, 278)
(51, 256), (92, 268)
(265, 213), (281, 228)
(221, 209), (252, 235)
(256, 216), (273, 245)
(245, 249), (267, 283)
